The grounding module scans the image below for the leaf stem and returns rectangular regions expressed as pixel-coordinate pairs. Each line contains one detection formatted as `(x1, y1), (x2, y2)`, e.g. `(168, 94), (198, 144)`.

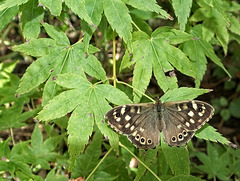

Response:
(119, 142), (161, 181)
(116, 80), (155, 102)
(10, 128), (15, 146)
(132, 21), (142, 31)
(94, 77), (155, 102)
(85, 147), (113, 181)
(112, 31), (117, 88)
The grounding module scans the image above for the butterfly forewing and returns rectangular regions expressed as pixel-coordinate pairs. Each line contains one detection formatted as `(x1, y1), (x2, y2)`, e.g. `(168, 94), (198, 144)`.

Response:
(105, 103), (162, 149)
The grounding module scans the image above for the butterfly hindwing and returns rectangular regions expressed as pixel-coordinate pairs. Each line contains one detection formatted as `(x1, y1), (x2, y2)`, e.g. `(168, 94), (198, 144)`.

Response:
(105, 103), (162, 149)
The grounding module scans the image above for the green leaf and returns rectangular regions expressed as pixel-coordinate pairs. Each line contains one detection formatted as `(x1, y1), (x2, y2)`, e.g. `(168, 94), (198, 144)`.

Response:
(190, 0), (231, 54)
(135, 149), (159, 180)
(0, 138), (11, 159)
(71, 132), (102, 177)
(0, 97), (39, 131)
(229, 15), (240, 36)
(68, 105), (94, 169)
(95, 84), (132, 105)
(31, 123), (43, 151)
(160, 87), (210, 102)
(21, 0), (44, 40)
(196, 124), (230, 146)
(152, 33), (195, 79)
(93, 171), (118, 181)
(0, 0), (28, 11)
(71, 43), (106, 81)
(151, 27), (193, 44)
(42, 23), (70, 46)
(82, 0), (103, 51)
(131, 32), (153, 102)
(65, 0), (92, 25)
(182, 26), (207, 87)
(16, 47), (66, 95)
(39, 0), (62, 16)
(36, 88), (90, 121)
(168, 175), (204, 181)
(55, 73), (92, 89)
(172, 0), (192, 31)
(131, 29), (195, 101)
(0, 6), (18, 31)
(194, 142), (231, 180)
(103, 0), (132, 46)
(220, 109), (230, 121)
(46, 169), (68, 181)
(119, 50), (135, 72)
(30, 123), (62, 169)
(16, 39), (105, 98)
(42, 43), (105, 105)
(161, 135), (190, 175)
(96, 155), (130, 180)
(37, 73), (131, 163)
(123, 0), (170, 19)
(12, 38), (56, 57)
(90, 87), (119, 152)
(188, 25), (231, 79)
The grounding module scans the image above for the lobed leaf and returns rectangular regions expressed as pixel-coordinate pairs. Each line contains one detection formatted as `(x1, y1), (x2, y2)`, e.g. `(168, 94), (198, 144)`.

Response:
(123, 0), (170, 19)
(0, 6), (18, 31)
(72, 43), (106, 80)
(0, 0), (28, 11)
(31, 123), (43, 151)
(71, 132), (102, 176)
(160, 87), (210, 102)
(161, 135), (190, 175)
(151, 38), (195, 79)
(119, 50), (136, 72)
(135, 148), (159, 180)
(12, 39), (56, 57)
(68, 104), (94, 169)
(95, 84), (132, 105)
(21, 0), (44, 40)
(55, 73), (91, 89)
(182, 26), (207, 87)
(168, 175), (204, 181)
(152, 27), (193, 44)
(91, 88), (119, 152)
(43, 23), (70, 46)
(16, 47), (66, 95)
(172, 0), (192, 31)
(196, 124), (231, 146)
(36, 89), (89, 121)
(82, 0), (103, 51)
(39, 0), (62, 16)
(65, 0), (92, 25)
(103, 0), (132, 46)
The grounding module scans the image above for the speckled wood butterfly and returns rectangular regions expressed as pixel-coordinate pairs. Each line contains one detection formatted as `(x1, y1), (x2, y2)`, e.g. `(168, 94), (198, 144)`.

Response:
(105, 100), (214, 150)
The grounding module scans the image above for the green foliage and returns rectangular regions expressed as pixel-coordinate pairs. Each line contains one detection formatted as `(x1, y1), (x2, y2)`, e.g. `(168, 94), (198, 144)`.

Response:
(0, 0), (239, 180)
(192, 142), (240, 181)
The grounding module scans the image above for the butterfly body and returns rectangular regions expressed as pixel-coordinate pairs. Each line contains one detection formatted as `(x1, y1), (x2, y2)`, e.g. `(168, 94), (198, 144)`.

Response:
(105, 100), (214, 150)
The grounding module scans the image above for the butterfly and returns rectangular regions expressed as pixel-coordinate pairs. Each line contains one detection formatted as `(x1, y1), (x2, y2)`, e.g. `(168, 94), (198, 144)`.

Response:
(105, 100), (214, 150)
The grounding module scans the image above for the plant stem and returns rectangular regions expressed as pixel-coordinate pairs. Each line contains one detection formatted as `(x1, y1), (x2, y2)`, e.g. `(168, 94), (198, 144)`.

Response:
(119, 142), (161, 181)
(85, 147), (113, 181)
(10, 128), (15, 146)
(112, 31), (117, 88)
(116, 80), (155, 102)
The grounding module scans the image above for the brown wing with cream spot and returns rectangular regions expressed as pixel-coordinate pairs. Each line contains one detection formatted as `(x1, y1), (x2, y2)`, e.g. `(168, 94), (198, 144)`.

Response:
(161, 100), (214, 146)
(105, 103), (162, 149)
